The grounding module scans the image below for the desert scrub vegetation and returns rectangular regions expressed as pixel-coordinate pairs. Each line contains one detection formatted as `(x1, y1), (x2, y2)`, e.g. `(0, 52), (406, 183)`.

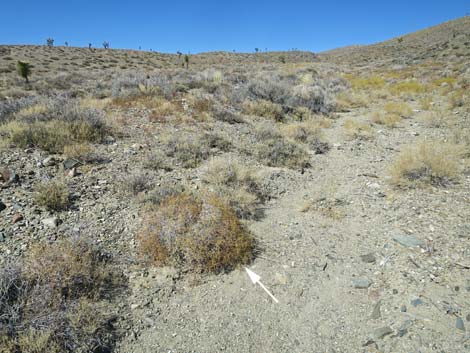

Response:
(389, 81), (427, 96)
(34, 180), (70, 211)
(138, 192), (255, 273)
(161, 130), (230, 168)
(370, 111), (402, 127)
(0, 97), (109, 153)
(242, 99), (284, 121)
(343, 119), (373, 140)
(203, 158), (266, 219)
(280, 120), (330, 154)
(389, 140), (465, 187)
(383, 101), (412, 118)
(345, 74), (386, 90)
(0, 238), (122, 353)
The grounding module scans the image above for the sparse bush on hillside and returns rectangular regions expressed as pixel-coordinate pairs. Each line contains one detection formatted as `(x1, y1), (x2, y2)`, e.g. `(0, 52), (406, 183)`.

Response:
(212, 105), (244, 124)
(390, 140), (464, 187)
(287, 84), (336, 113)
(242, 99), (284, 121)
(163, 132), (212, 168)
(0, 239), (122, 353)
(256, 136), (309, 169)
(34, 180), (70, 211)
(343, 119), (373, 140)
(371, 111), (402, 127)
(203, 158), (266, 219)
(138, 192), (255, 273)
(247, 76), (289, 104)
(384, 101), (412, 118)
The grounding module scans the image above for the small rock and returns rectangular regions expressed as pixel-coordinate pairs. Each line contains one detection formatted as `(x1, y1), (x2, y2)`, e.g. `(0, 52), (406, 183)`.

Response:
(466, 313), (470, 322)
(360, 253), (376, 263)
(0, 232), (5, 242)
(352, 278), (371, 289)
(42, 217), (59, 228)
(67, 168), (78, 177)
(0, 201), (6, 212)
(104, 135), (116, 144)
(370, 301), (381, 319)
(42, 156), (56, 167)
(12, 213), (23, 224)
(393, 234), (425, 248)
(401, 304), (407, 312)
(456, 317), (465, 331)
(411, 298), (423, 307)
(63, 158), (81, 170)
(398, 320), (412, 337)
(373, 326), (393, 340)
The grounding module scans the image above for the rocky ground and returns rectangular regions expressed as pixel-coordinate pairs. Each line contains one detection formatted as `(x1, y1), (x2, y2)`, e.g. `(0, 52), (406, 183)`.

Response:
(1, 17), (470, 353)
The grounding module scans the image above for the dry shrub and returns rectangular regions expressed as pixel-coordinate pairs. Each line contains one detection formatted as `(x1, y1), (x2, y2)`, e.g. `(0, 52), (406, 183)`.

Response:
(0, 239), (121, 353)
(281, 120), (330, 154)
(256, 137), (309, 169)
(203, 158), (265, 219)
(390, 140), (464, 187)
(335, 91), (368, 110)
(419, 96), (432, 110)
(384, 101), (412, 118)
(139, 193), (255, 273)
(63, 143), (95, 163)
(123, 172), (152, 196)
(242, 99), (284, 121)
(343, 119), (373, 140)
(420, 111), (454, 128)
(34, 181), (70, 211)
(346, 75), (385, 90)
(162, 131), (228, 168)
(371, 112), (401, 127)
(389, 81), (427, 95)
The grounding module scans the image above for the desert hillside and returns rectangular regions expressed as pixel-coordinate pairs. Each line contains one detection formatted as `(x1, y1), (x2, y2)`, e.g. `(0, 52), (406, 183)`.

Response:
(0, 17), (469, 353)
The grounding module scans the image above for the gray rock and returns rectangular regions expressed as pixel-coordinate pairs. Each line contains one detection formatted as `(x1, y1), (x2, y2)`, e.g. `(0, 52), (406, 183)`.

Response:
(466, 313), (470, 322)
(63, 158), (81, 170)
(393, 234), (425, 248)
(456, 317), (465, 331)
(398, 320), (412, 337)
(411, 298), (423, 307)
(401, 304), (407, 312)
(352, 278), (371, 289)
(373, 326), (393, 340)
(0, 201), (6, 212)
(370, 301), (381, 319)
(0, 232), (5, 242)
(42, 156), (57, 167)
(360, 253), (376, 263)
(42, 217), (59, 228)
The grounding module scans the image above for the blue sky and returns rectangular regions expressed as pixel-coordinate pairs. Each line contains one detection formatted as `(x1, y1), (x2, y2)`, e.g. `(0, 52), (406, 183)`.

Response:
(1, 1), (468, 53)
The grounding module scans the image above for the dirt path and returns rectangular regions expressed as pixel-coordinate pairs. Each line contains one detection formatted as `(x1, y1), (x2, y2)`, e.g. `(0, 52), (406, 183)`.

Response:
(117, 111), (470, 353)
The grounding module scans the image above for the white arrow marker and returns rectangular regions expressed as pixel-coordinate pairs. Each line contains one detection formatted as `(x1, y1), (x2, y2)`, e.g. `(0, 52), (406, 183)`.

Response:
(245, 267), (279, 303)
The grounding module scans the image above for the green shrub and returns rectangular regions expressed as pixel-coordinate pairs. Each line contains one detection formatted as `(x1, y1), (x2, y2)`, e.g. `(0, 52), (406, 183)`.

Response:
(34, 181), (70, 211)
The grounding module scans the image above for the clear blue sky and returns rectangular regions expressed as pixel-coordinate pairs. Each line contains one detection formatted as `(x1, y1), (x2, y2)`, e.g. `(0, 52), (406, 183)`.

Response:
(1, 0), (468, 53)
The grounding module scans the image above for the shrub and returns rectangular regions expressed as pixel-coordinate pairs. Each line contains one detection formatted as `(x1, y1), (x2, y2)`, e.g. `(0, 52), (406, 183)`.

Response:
(34, 181), (70, 211)
(389, 81), (427, 95)
(0, 239), (121, 353)
(63, 143), (95, 162)
(287, 84), (335, 113)
(371, 112), (401, 127)
(139, 193), (255, 273)
(384, 101), (412, 118)
(242, 99), (283, 121)
(256, 137), (309, 169)
(123, 173), (152, 196)
(247, 76), (288, 104)
(203, 158), (265, 219)
(212, 105), (244, 124)
(346, 75), (385, 90)
(343, 119), (373, 140)
(163, 132), (218, 168)
(390, 140), (464, 187)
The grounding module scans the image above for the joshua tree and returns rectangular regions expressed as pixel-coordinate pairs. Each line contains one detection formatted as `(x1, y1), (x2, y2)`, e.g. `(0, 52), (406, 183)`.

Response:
(88, 43), (92, 50)
(255, 48), (259, 53)
(397, 37), (404, 44)
(46, 38), (54, 47)
(16, 61), (32, 83)
(184, 54), (189, 69)
(103, 41), (110, 49)
(65, 41), (68, 47)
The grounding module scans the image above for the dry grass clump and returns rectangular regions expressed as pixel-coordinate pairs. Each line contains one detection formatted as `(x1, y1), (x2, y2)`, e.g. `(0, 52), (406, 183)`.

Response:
(242, 99), (284, 121)
(280, 120), (330, 154)
(138, 193), (255, 273)
(384, 101), (412, 118)
(63, 143), (95, 163)
(123, 172), (152, 196)
(256, 137), (309, 169)
(163, 132), (212, 168)
(203, 158), (265, 219)
(335, 91), (368, 110)
(371, 111), (402, 127)
(346, 75), (386, 90)
(420, 110), (454, 128)
(389, 81), (427, 96)
(34, 180), (70, 211)
(0, 239), (121, 353)
(343, 119), (373, 140)
(390, 140), (464, 187)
